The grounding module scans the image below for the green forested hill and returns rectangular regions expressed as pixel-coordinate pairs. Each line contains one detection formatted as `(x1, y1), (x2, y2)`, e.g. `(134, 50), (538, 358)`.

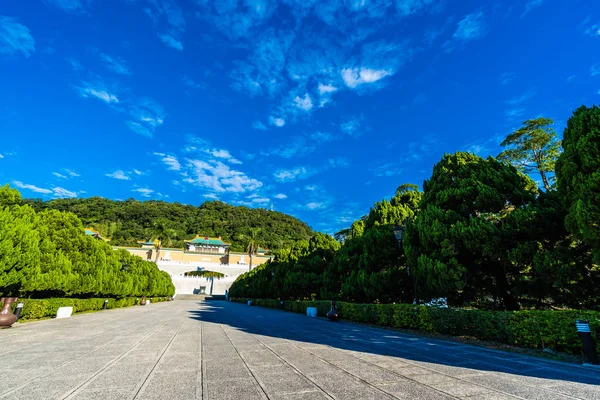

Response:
(23, 197), (314, 251)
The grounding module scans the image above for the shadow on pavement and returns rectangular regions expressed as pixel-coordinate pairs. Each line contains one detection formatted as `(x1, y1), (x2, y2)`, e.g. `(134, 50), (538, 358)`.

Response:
(189, 300), (600, 387)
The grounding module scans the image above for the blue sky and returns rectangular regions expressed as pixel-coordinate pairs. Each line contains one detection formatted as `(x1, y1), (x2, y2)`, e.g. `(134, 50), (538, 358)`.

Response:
(1, 0), (599, 233)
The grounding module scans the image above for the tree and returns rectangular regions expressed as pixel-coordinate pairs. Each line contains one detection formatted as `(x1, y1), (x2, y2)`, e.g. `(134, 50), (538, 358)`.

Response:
(556, 105), (600, 262)
(239, 228), (262, 272)
(405, 152), (538, 310)
(150, 219), (176, 262)
(498, 117), (561, 191)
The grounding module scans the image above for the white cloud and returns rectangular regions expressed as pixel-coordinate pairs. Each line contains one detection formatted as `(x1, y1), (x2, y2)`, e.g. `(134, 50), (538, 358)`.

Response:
(269, 116), (286, 127)
(505, 107), (526, 120)
(252, 121), (267, 130)
(52, 187), (77, 198)
(0, 16), (35, 57)
(341, 117), (364, 137)
(75, 79), (119, 104)
(274, 193), (287, 199)
(154, 153), (181, 171)
(182, 76), (206, 89)
(311, 131), (335, 143)
(186, 159), (263, 193)
(372, 162), (405, 177)
(0, 153), (3, 159)
(306, 201), (327, 210)
(12, 181), (52, 194)
(105, 170), (130, 180)
(584, 22), (600, 38)
(341, 67), (392, 88)
(126, 98), (165, 137)
(53, 172), (67, 179)
(328, 157), (351, 168)
(453, 10), (486, 41)
(273, 166), (315, 182)
(65, 169), (80, 177)
(251, 197), (270, 204)
(293, 93), (313, 111)
(132, 187), (154, 197)
(159, 34), (183, 50)
(203, 193), (219, 200)
(591, 65), (600, 77)
(318, 83), (337, 94)
(521, 0), (544, 18)
(262, 136), (315, 159)
(99, 52), (132, 75)
(304, 185), (317, 191)
(133, 169), (143, 175)
(184, 137), (243, 165)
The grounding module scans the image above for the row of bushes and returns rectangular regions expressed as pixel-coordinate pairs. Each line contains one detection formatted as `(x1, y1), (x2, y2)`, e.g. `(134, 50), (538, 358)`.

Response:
(233, 298), (600, 356)
(0, 297), (171, 321)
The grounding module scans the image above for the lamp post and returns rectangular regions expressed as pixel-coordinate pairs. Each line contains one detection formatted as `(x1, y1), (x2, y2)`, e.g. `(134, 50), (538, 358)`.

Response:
(393, 220), (417, 305)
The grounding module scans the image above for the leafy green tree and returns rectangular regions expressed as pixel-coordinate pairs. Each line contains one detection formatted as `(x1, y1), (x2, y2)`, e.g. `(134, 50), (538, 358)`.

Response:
(556, 105), (600, 262)
(239, 227), (262, 272)
(498, 117), (561, 191)
(405, 152), (538, 310)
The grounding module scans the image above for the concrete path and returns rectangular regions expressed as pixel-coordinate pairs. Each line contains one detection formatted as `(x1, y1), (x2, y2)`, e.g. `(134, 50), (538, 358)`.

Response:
(0, 301), (598, 400)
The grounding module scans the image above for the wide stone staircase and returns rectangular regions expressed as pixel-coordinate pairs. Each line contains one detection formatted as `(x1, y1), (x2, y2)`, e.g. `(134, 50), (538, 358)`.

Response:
(174, 294), (226, 301)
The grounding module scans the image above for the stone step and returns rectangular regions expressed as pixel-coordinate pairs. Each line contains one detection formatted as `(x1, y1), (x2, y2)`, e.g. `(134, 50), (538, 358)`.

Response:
(174, 294), (208, 300)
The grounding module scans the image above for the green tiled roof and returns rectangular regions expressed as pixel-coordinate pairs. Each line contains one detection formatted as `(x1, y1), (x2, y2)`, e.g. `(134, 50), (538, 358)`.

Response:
(84, 229), (97, 236)
(186, 236), (230, 246)
(139, 240), (155, 245)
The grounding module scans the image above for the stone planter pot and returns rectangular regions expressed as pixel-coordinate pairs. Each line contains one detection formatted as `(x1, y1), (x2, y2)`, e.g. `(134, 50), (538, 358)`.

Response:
(0, 297), (18, 328)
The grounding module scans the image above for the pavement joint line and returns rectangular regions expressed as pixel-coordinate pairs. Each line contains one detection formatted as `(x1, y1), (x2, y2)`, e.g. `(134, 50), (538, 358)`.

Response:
(59, 319), (174, 400)
(199, 306), (205, 400)
(225, 308), (508, 400)
(238, 306), (591, 400)
(226, 327), (336, 400)
(131, 321), (186, 400)
(0, 319), (168, 399)
(218, 323), (271, 400)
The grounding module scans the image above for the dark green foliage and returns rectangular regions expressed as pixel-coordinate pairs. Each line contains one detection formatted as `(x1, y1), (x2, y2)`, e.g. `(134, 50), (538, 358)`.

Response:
(23, 197), (314, 251)
(405, 152), (538, 310)
(0, 186), (175, 298)
(235, 298), (600, 356)
(556, 105), (600, 262)
(0, 297), (169, 321)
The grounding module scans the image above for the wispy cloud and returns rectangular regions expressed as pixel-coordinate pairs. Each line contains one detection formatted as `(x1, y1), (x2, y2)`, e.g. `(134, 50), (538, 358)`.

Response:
(341, 68), (392, 88)
(311, 131), (335, 143)
(506, 90), (536, 105)
(273, 166), (316, 183)
(105, 170), (130, 180)
(64, 169), (80, 177)
(453, 10), (486, 41)
(99, 52), (132, 75)
(269, 116), (286, 127)
(294, 93), (313, 111)
(184, 137), (242, 165)
(126, 98), (165, 137)
(341, 116), (367, 137)
(372, 162), (405, 177)
(505, 107), (526, 120)
(318, 83), (337, 95)
(44, 0), (87, 13)
(521, 0), (544, 18)
(0, 16), (35, 57)
(182, 76), (206, 89)
(132, 187), (154, 197)
(583, 22), (600, 38)
(158, 34), (183, 50)
(306, 201), (328, 210)
(13, 181), (76, 198)
(145, 0), (186, 50)
(53, 172), (67, 179)
(262, 136), (315, 159)
(74, 78), (119, 104)
(252, 121), (267, 130)
(274, 193), (287, 199)
(154, 153), (181, 171)
(13, 181), (52, 194)
(591, 65), (600, 76)
(499, 72), (516, 85)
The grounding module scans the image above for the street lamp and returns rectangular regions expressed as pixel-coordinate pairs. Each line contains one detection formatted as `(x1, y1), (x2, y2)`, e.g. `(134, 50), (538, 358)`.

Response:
(393, 219), (417, 305)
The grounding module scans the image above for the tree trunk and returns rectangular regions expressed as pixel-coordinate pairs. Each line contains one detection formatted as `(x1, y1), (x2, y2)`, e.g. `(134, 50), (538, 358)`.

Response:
(540, 171), (551, 192)
(494, 265), (519, 311)
(154, 242), (161, 263)
(249, 252), (253, 272)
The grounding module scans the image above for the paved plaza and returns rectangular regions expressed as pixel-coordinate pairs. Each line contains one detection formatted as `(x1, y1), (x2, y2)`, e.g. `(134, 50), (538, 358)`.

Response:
(0, 300), (598, 400)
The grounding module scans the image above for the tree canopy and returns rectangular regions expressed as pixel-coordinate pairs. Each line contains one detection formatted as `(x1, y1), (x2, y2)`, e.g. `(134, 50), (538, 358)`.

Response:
(0, 185), (174, 298)
(498, 117), (561, 191)
(23, 197), (314, 252)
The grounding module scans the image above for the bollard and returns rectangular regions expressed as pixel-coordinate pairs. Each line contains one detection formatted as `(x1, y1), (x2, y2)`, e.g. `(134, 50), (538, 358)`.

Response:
(576, 320), (599, 365)
(14, 303), (24, 322)
(103, 299), (109, 310)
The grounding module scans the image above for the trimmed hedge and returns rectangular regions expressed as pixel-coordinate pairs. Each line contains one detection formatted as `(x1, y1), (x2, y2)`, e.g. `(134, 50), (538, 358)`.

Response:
(0, 297), (171, 321)
(233, 298), (600, 357)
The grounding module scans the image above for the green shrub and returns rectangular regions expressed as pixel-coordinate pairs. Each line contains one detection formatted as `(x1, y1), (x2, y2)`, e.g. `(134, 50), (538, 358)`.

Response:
(233, 297), (600, 356)
(0, 296), (171, 322)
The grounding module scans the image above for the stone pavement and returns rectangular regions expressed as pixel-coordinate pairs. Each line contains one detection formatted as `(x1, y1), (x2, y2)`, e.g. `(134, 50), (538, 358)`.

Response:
(0, 301), (598, 400)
